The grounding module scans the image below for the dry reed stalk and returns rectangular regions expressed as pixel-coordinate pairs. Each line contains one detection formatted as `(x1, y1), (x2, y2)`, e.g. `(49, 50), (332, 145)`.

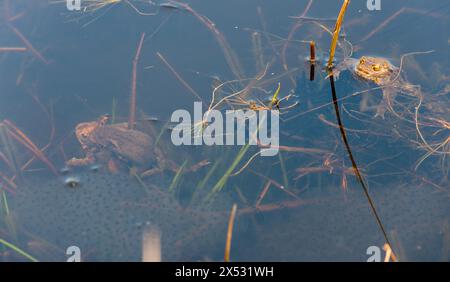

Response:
(128, 32), (146, 129)
(327, 0), (350, 68)
(224, 204), (237, 262)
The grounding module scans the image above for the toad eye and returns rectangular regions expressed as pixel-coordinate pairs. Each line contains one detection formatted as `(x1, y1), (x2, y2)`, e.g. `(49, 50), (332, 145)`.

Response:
(372, 64), (381, 71)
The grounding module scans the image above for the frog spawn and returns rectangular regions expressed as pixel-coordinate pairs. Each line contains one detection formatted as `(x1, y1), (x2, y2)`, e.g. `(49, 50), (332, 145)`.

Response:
(8, 171), (450, 261)
(238, 184), (450, 261)
(10, 172), (234, 261)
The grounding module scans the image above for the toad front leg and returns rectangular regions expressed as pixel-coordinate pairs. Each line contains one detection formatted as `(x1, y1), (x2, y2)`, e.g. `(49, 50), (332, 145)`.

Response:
(66, 148), (121, 173)
(66, 151), (96, 166)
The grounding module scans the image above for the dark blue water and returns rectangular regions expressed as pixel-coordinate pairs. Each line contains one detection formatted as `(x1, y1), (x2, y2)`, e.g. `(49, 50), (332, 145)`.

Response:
(0, 0), (449, 261)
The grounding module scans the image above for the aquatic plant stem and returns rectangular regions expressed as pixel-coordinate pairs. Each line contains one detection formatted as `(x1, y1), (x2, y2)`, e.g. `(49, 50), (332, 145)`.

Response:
(2, 120), (58, 176)
(281, 0), (314, 85)
(278, 152), (290, 191)
(6, 24), (49, 64)
(0, 47), (26, 52)
(168, 160), (187, 193)
(169, 0), (244, 81)
(327, 0), (350, 69)
(309, 41), (316, 63)
(156, 52), (204, 103)
(309, 41), (315, 81)
(255, 181), (271, 208)
(3, 0), (48, 64)
(224, 204), (237, 262)
(0, 172), (16, 194)
(1, 191), (10, 215)
(328, 74), (396, 260)
(208, 143), (251, 198)
(0, 238), (38, 262)
(129, 32), (146, 130)
(358, 6), (448, 43)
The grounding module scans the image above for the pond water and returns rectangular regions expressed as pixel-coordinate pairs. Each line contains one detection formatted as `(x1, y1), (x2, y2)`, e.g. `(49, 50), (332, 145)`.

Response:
(0, 0), (449, 261)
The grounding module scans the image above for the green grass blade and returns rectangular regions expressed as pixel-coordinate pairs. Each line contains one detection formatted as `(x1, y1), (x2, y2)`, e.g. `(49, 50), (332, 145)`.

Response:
(131, 170), (153, 196)
(168, 160), (187, 193)
(278, 152), (289, 190)
(208, 143), (250, 199)
(196, 159), (220, 191)
(2, 191), (10, 216)
(190, 159), (221, 204)
(0, 238), (38, 262)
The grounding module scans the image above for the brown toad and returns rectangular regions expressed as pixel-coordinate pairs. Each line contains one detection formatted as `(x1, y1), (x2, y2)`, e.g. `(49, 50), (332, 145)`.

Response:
(67, 115), (208, 176)
(333, 56), (419, 118)
(354, 56), (396, 84)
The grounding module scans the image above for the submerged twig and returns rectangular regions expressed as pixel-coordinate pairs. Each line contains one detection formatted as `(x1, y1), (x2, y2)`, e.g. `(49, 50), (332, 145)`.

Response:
(255, 181), (271, 208)
(6, 24), (49, 65)
(0, 172), (16, 194)
(3, 0), (48, 64)
(169, 0), (244, 80)
(224, 204), (237, 262)
(2, 120), (58, 175)
(156, 52), (203, 102)
(359, 6), (448, 43)
(0, 47), (27, 52)
(124, 0), (158, 16)
(18, 88), (56, 174)
(281, 0), (314, 84)
(129, 32), (146, 129)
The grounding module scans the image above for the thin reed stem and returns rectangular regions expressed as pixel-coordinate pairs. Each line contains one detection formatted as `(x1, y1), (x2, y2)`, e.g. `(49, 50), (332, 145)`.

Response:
(327, 0), (350, 68)
(224, 204), (237, 262)
(129, 32), (146, 129)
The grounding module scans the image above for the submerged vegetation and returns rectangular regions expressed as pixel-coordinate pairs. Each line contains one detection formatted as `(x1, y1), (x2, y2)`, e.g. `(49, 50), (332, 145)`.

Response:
(0, 0), (449, 261)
